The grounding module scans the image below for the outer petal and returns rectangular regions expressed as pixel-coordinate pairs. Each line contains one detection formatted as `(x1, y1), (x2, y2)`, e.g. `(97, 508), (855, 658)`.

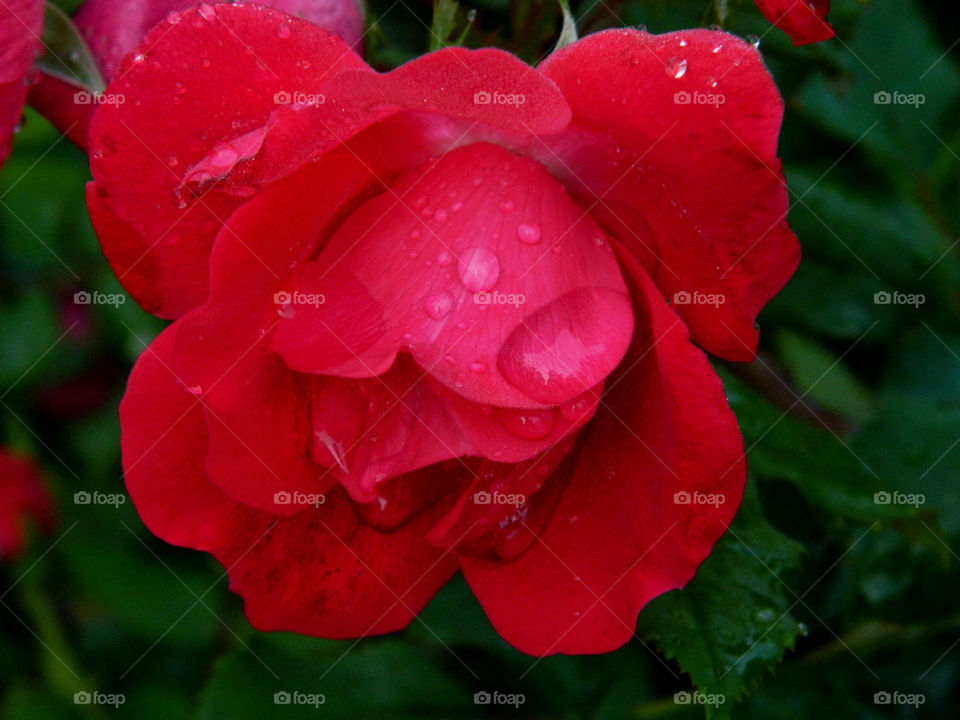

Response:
(0, 0), (42, 168)
(460, 258), (746, 655)
(29, 0), (367, 150)
(539, 29), (800, 361)
(172, 154), (378, 513)
(87, 4), (368, 317)
(755, 0), (833, 46)
(121, 325), (459, 637)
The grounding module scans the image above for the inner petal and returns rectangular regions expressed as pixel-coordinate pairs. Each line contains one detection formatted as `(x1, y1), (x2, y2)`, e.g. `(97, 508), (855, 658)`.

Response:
(271, 141), (634, 409)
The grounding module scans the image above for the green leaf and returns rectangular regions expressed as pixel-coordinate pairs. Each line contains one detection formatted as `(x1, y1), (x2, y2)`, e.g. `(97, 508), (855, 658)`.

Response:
(552, 0), (578, 53)
(35, 3), (106, 92)
(637, 480), (804, 718)
(719, 369), (910, 524)
(429, 0), (473, 52)
(194, 635), (472, 720)
(774, 330), (875, 423)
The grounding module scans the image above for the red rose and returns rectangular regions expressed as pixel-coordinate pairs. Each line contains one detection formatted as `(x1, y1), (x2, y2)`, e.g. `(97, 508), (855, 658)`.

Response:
(28, 0), (366, 149)
(92, 6), (798, 654)
(754, 0), (834, 46)
(0, 449), (55, 562)
(0, 0), (43, 169)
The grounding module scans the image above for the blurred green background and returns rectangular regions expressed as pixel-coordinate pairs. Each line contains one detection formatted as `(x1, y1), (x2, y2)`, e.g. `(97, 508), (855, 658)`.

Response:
(1, 0), (958, 717)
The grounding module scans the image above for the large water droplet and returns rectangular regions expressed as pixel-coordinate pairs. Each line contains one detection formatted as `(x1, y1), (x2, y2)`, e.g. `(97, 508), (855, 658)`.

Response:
(517, 223), (542, 245)
(210, 145), (239, 169)
(498, 288), (633, 404)
(497, 407), (554, 440)
(665, 57), (688, 79)
(424, 291), (453, 320)
(458, 247), (500, 292)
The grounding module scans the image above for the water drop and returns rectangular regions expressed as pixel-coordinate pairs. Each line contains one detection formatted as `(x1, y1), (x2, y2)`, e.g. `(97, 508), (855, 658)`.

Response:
(517, 222), (542, 245)
(458, 247), (500, 292)
(497, 407), (554, 440)
(712, 44), (723, 54)
(433, 208), (448, 223)
(499, 199), (515, 213)
(665, 57), (688, 79)
(166, 154), (179, 167)
(198, 4), (216, 20)
(277, 23), (292, 39)
(437, 250), (454, 267)
(468, 361), (486, 374)
(424, 291), (453, 320)
(498, 288), (632, 404)
(747, 34), (760, 49)
(210, 145), (239, 168)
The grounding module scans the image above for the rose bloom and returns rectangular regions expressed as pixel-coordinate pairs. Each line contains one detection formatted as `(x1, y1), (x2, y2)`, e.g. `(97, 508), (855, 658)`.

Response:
(0, 449), (55, 562)
(28, 0), (365, 149)
(0, 0), (43, 169)
(753, 0), (833, 46)
(88, 5), (798, 654)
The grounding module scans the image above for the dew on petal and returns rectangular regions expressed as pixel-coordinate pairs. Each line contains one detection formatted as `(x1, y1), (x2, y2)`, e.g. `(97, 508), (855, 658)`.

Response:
(517, 223), (542, 245)
(424, 291), (453, 320)
(665, 57), (688, 79)
(458, 247), (500, 292)
(497, 407), (554, 440)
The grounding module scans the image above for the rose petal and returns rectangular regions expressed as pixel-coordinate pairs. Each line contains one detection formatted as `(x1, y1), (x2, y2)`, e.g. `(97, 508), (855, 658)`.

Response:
(272, 141), (634, 409)
(460, 259), (745, 655)
(539, 29), (800, 361)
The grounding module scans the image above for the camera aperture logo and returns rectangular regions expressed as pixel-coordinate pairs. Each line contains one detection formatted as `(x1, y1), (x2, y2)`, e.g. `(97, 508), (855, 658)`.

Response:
(74, 691), (125, 707)
(473, 90), (526, 107)
(74, 490), (126, 508)
(474, 290), (525, 308)
(674, 90), (725, 107)
(74, 90), (125, 106)
(273, 90), (326, 107)
(474, 690), (525, 708)
(873, 290), (924, 307)
(873, 90), (925, 107)
(673, 490), (725, 508)
(473, 490), (526, 506)
(74, 290), (126, 307)
(874, 690), (924, 707)
(273, 690), (326, 707)
(673, 290), (725, 307)
(274, 291), (325, 318)
(274, 490), (326, 508)
(674, 690), (725, 707)
(873, 490), (924, 508)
